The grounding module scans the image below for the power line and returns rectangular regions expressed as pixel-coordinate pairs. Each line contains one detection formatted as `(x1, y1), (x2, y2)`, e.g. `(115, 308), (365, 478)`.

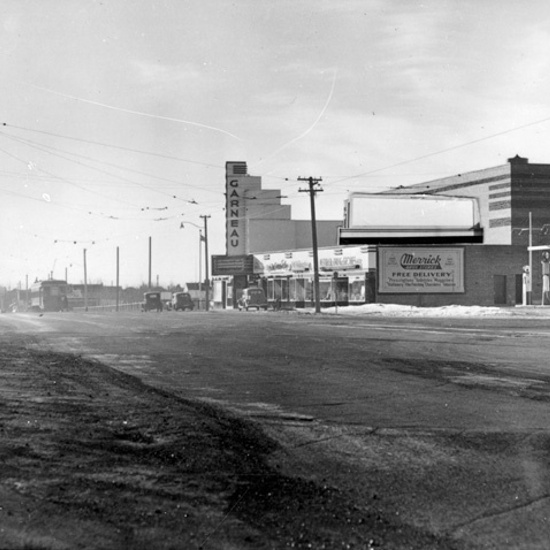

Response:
(3, 122), (226, 169)
(324, 116), (550, 186)
(0, 130), (211, 202)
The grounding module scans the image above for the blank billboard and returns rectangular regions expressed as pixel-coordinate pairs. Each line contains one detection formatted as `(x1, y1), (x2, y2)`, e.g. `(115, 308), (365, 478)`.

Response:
(347, 194), (478, 229)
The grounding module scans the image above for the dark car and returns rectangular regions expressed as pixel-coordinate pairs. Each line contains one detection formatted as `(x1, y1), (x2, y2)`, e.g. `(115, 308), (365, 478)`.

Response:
(172, 292), (194, 311)
(142, 292), (163, 312)
(237, 287), (270, 311)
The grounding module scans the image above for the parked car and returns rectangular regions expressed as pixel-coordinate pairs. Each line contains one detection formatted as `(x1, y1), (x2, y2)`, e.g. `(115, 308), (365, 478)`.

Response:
(142, 291), (163, 312)
(237, 287), (270, 311)
(172, 292), (194, 311)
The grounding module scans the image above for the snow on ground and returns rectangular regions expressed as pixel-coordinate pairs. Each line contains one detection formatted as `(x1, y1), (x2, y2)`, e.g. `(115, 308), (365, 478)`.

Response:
(314, 303), (550, 317)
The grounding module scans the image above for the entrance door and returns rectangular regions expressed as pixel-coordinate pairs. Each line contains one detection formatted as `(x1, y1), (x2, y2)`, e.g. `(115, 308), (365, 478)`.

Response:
(365, 272), (376, 303)
(515, 274), (523, 305)
(493, 275), (507, 305)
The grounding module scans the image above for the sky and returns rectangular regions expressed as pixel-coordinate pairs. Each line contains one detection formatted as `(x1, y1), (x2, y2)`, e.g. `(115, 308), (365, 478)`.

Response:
(2, 0), (550, 289)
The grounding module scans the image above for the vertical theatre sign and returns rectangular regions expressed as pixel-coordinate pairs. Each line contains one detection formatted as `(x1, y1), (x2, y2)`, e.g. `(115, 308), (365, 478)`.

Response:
(226, 177), (245, 256)
(378, 247), (464, 293)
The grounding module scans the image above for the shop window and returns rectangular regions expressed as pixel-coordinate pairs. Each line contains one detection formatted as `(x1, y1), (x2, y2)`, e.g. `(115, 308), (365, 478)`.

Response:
(289, 279), (297, 301)
(296, 278), (306, 301)
(349, 279), (366, 302)
(305, 279), (313, 301)
(273, 279), (282, 300)
(267, 279), (275, 301)
(335, 278), (349, 302)
(281, 278), (289, 301)
(319, 280), (332, 301)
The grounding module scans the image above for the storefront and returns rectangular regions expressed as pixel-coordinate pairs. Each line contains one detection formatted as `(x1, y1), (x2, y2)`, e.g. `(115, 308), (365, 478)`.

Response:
(255, 245), (377, 308)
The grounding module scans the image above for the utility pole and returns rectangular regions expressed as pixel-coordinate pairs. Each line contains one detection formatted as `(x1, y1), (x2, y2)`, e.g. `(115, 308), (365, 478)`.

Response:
(200, 215), (211, 311)
(83, 248), (88, 312)
(298, 176), (323, 314)
(116, 246), (120, 312)
(528, 212), (533, 305)
(148, 236), (152, 290)
(199, 230), (203, 302)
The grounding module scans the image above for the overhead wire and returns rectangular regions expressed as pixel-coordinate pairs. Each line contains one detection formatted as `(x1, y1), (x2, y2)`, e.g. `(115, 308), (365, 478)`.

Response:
(322, 115), (550, 186)
(3, 122), (226, 170)
(0, 144), (132, 218)
(0, 130), (213, 206)
(0, 134), (143, 209)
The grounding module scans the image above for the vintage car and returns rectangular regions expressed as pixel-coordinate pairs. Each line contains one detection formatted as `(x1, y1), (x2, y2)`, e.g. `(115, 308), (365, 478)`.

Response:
(237, 287), (270, 311)
(141, 291), (163, 312)
(172, 292), (195, 311)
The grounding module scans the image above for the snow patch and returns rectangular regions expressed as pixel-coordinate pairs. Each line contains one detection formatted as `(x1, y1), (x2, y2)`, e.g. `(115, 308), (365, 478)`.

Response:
(318, 303), (513, 317)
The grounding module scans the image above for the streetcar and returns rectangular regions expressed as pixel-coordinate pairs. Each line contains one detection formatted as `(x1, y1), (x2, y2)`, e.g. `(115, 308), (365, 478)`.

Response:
(30, 279), (69, 312)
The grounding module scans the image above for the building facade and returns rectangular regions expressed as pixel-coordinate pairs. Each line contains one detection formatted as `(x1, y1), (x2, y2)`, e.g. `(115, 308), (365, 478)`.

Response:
(215, 161), (341, 307)
(374, 155), (549, 306)
(214, 156), (550, 309)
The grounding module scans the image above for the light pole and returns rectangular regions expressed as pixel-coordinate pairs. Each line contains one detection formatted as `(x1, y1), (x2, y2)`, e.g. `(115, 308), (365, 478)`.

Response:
(181, 220), (208, 310)
(200, 215), (211, 311)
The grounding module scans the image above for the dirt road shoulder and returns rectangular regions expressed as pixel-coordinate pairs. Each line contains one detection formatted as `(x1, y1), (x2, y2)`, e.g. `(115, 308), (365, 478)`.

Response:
(0, 335), (470, 549)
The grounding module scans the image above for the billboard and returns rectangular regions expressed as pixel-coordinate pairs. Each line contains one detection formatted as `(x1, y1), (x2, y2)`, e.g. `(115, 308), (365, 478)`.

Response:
(346, 193), (479, 229)
(378, 247), (464, 293)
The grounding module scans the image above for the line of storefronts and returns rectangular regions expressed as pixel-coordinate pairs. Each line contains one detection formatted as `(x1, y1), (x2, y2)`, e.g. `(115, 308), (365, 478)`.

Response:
(213, 245), (375, 309)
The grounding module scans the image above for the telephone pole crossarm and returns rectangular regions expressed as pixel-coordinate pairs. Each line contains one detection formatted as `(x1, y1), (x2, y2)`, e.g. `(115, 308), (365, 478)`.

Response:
(298, 177), (323, 314)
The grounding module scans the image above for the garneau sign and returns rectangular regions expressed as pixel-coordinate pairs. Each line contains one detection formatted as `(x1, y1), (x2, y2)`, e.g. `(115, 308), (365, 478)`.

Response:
(226, 178), (245, 255)
(378, 247), (464, 293)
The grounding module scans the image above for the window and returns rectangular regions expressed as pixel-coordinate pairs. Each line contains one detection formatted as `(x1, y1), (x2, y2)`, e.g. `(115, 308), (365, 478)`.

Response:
(349, 277), (366, 302)
(289, 279), (297, 301)
(281, 278), (289, 301)
(296, 278), (306, 301)
(267, 279), (274, 301)
(274, 279), (282, 300)
(335, 278), (349, 302)
(319, 279), (332, 301)
(305, 278), (313, 301)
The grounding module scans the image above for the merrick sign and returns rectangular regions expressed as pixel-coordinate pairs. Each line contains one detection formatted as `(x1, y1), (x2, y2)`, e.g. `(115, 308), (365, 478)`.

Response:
(378, 247), (464, 293)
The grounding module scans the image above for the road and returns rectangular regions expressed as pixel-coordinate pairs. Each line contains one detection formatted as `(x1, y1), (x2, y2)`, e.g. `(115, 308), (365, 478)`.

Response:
(3, 309), (550, 548)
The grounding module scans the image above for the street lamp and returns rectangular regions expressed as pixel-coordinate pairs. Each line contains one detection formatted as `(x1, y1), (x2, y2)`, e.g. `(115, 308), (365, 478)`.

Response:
(180, 220), (208, 310)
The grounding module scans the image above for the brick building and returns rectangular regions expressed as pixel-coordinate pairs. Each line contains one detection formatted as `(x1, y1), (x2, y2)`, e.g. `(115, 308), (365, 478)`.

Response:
(214, 156), (550, 309)
(372, 155), (550, 306)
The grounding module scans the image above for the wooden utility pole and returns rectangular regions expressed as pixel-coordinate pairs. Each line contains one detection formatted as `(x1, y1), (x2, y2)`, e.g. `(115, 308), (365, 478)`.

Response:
(199, 230), (203, 301)
(116, 246), (120, 312)
(200, 215), (211, 311)
(83, 248), (88, 312)
(298, 176), (323, 314)
(148, 236), (152, 290)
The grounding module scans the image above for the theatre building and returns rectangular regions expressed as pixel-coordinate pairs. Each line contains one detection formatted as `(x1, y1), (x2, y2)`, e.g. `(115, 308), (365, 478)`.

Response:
(213, 156), (550, 308)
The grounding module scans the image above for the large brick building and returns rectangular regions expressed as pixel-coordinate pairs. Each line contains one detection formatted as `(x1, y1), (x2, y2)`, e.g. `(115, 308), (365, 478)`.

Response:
(374, 155), (549, 306)
(214, 156), (550, 309)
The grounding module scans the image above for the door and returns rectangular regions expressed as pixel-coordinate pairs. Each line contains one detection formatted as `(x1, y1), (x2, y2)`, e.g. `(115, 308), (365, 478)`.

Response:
(493, 275), (507, 305)
(515, 274), (523, 306)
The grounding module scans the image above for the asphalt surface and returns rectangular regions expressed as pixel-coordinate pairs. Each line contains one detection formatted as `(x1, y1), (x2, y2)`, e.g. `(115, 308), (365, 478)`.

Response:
(2, 309), (550, 548)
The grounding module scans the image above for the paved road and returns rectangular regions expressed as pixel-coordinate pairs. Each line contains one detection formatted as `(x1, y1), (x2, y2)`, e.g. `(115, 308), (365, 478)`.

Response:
(3, 310), (550, 430)
(3, 309), (550, 548)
